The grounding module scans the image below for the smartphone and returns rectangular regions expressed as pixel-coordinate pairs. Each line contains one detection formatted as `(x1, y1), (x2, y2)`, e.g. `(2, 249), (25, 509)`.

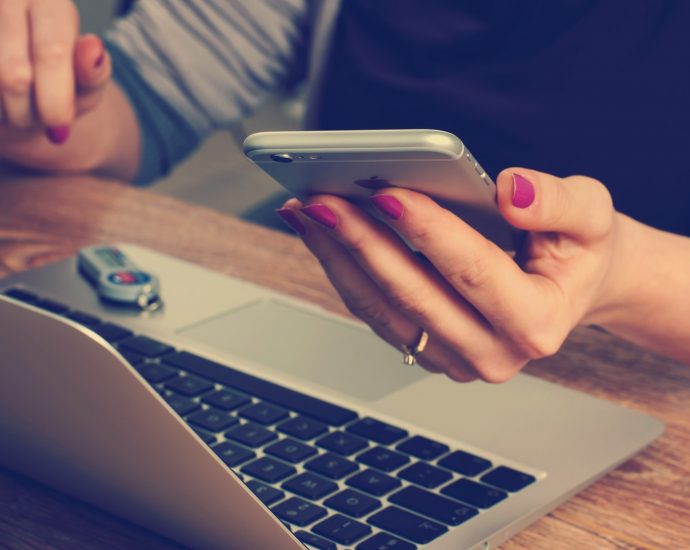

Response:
(243, 129), (521, 251)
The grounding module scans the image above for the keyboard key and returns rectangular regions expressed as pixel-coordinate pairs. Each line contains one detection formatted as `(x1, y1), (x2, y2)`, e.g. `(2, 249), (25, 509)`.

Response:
(324, 489), (381, 518)
(295, 531), (336, 550)
(202, 389), (250, 411)
(65, 310), (101, 326)
(397, 462), (452, 489)
(265, 438), (317, 463)
(441, 478), (507, 509)
(346, 469), (401, 496)
(396, 436), (449, 461)
(272, 497), (327, 527)
(282, 472), (338, 500)
(313, 514), (372, 545)
(34, 298), (69, 315)
(347, 418), (408, 445)
(389, 486), (478, 526)
(165, 375), (214, 397)
(213, 441), (255, 467)
(186, 408), (238, 432)
(163, 351), (357, 426)
(356, 532), (416, 550)
(90, 322), (133, 342)
(277, 416), (328, 440)
(4, 288), (38, 303)
(162, 392), (200, 416)
(118, 349), (146, 366)
(438, 450), (492, 477)
(317, 431), (368, 455)
(192, 427), (217, 445)
(246, 479), (284, 505)
(481, 466), (536, 492)
(119, 335), (174, 358)
(226, 422), (277, 448)
(356, 446), (410, 472)
(305, 453), (358, 480)
(137, 363), (179, 383)
(242, 456), (296, 483)
(239, 402), (289, 425)
(368, 507), (447, 544)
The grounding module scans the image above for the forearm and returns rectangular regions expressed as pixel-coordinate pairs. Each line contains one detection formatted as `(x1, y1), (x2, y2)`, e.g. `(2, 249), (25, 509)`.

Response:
(0, 82), (140, 181)
(593, 214), (690, 364)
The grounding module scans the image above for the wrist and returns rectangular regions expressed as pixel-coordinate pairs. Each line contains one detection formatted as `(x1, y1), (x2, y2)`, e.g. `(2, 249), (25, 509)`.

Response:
(0, 83), (139, 181)
(581, 212), (646, 329)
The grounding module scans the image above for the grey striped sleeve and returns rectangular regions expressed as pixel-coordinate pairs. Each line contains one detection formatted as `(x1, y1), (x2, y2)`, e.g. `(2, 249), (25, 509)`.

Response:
(105, 0), (309, 183)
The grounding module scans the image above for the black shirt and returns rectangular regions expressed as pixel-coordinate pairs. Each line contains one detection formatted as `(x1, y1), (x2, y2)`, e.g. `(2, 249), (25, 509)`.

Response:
(317, 0), (690, 236)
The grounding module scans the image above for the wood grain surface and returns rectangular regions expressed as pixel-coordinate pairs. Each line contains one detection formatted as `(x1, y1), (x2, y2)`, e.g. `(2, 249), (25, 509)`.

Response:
(0, 173), (688, 549)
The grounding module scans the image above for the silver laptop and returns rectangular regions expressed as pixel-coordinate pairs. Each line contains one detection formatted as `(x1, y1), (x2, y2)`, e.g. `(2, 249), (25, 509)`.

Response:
(0, 244), (663, 549)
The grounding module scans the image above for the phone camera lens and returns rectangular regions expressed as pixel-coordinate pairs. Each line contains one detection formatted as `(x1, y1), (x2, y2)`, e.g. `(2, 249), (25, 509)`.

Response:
(270, 153), (293, 163)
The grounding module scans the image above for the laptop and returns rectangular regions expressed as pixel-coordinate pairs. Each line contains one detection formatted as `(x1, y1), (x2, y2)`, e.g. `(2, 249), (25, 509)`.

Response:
(0, 243), (663, 549)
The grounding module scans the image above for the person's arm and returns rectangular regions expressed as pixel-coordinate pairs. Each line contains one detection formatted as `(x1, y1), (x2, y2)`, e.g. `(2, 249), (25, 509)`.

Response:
(0, 0), (308, 183)
(105, 0), (309, 184)
(276, 168), (690, 384)
(589, 215), (690, 362)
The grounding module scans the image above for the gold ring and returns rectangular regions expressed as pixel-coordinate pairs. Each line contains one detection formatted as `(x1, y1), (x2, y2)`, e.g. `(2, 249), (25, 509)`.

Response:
(402, 329), (429, 366)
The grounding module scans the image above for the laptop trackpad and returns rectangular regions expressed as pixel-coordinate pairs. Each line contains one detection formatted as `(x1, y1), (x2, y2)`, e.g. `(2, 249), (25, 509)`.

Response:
(177, 299), (426, 401)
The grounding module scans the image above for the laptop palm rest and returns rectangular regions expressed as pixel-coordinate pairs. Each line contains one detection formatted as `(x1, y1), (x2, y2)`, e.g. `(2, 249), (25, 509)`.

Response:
(177, 298), (426, 401)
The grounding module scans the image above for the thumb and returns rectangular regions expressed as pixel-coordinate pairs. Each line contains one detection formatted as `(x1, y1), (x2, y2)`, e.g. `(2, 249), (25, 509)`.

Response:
(496, 168), (615, 242)
(74, 34), (111, 99)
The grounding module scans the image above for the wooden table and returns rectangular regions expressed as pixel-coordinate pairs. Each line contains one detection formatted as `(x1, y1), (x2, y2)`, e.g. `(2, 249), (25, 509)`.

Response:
(0, 173), (688, 549)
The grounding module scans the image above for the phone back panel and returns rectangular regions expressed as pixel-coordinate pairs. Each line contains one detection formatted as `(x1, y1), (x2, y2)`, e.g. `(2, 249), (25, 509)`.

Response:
(244, 130), (520, 250)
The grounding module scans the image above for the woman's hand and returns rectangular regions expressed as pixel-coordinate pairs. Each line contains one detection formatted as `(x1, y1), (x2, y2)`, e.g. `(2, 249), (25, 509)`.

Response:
(0, 0), (111, 146)
(277, 168), (628, 383)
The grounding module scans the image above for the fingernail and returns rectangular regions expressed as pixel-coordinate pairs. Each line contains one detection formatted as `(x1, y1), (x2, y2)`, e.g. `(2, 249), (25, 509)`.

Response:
(94, 36), (106, 68)
(301, 204), (338, 229)
(512, 173), (535, 208)
(276, 208), (306, 236)
(46, 126), (71, 145)
(370, 194), (404, 220)
(94, 52), (106, 69)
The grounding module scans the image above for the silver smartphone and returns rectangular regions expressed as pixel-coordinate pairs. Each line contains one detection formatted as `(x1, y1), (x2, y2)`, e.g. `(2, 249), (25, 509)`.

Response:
(243, 129), (520, 250)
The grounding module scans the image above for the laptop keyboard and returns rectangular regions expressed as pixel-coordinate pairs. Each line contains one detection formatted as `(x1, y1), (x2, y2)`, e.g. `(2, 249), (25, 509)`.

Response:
(3, 287), (538, 549)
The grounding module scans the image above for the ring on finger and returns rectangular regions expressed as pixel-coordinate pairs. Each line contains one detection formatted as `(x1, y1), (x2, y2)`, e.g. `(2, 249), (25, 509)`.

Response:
(402, 329), (429, 366)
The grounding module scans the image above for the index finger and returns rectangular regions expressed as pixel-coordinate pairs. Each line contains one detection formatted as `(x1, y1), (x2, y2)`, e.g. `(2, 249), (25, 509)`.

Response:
(30, 0), (79, 127)
(367, 188), (557, 333)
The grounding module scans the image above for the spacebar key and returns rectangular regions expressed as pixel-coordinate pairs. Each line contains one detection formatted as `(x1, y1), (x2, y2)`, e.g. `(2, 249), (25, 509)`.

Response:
(368, 506), (447, 544)
(162, 351), (357, 426)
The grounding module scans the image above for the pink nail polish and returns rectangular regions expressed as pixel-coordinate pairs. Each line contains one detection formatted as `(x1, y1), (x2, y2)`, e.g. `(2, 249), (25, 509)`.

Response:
(46, 126), (71, 145)
(276, 208), (306, 236)
(93, 36), (106, 68)
(370, 194), (404, 220)
(301, 204), (338, 229)
(512, 173), (535, 208)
